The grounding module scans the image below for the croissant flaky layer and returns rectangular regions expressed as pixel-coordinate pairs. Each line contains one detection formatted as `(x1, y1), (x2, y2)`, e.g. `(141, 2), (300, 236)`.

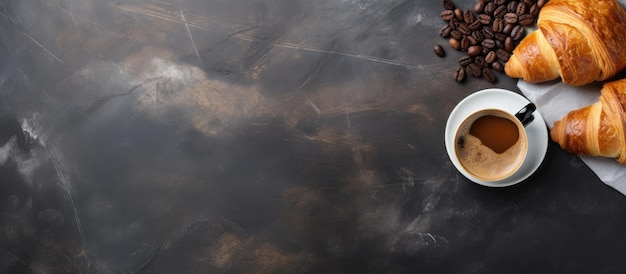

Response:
(551, 79), (626, 164)
(505, 0), (626, 86)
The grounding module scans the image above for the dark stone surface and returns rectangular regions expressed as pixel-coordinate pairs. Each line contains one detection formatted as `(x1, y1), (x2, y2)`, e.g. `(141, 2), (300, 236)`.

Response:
(1, 0), (625, 273)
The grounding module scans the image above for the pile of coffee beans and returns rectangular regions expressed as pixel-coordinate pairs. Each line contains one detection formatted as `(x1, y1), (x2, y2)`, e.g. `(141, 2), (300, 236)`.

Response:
(435, 0), (547, 83)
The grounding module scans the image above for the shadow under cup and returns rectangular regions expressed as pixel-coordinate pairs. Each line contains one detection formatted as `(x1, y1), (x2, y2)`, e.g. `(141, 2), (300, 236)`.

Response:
(454, 109), (528, 182)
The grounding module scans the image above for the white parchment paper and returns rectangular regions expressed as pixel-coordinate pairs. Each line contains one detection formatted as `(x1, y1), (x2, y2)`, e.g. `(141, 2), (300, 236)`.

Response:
(518, 80), (626, 195)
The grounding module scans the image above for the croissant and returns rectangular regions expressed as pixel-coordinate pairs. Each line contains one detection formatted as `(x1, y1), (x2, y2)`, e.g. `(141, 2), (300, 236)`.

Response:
(505, 0), (626, 86)
(551, 79), (626, 164)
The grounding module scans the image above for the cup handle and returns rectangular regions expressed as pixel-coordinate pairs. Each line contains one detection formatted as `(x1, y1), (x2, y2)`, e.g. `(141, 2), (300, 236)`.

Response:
(515, 103), (536, 127)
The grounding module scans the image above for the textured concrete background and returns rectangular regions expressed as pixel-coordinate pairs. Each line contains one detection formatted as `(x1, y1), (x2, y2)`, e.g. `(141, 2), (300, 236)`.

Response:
(1, 0), (626, 273)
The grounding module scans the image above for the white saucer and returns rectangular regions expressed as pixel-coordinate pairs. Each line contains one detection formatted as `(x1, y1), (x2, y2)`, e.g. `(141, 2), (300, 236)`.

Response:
(445, 88), (548, 187)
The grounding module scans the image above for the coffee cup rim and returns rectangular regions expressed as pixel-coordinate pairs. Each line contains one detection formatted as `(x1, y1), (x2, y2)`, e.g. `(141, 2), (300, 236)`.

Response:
(444, 88), (549, 187)
(453, 108), (529, 182)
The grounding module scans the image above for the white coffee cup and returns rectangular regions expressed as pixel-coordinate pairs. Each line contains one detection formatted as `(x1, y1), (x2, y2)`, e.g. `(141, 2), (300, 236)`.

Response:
(453, 103), (535, 182)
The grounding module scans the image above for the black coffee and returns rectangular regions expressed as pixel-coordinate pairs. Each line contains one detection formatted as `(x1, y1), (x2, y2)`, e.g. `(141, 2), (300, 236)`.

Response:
(455, 110), (526, 181)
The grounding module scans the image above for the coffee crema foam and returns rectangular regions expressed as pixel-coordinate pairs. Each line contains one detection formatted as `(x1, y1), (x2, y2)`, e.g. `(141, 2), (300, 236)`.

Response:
(456, 134), (524, 181)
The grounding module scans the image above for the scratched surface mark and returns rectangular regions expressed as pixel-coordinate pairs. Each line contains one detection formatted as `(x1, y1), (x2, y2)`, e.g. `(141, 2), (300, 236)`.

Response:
(2, 0), (626, 273)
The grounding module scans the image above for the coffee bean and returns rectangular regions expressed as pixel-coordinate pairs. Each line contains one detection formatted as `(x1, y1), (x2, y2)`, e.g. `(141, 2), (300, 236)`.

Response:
(537, 0), (546, 8)
(467, 45), (483, 57)
(450, 30), (463, 40)
(492, 17), (504, 32)
(461, 36), (470, 50)
(504, 36), (515, 52)
(474, 0), (486, 13)
(441, 10), (455, 21)
(483, 68), (497, 83)
(467, 35), (478, 45)
(504, 13), (518, 24)
(472, 30), (484, 42)
(460, 55), (473, 66)
(507, 1), (518, 13)
(434, 44), (445, 57)
(496, 48), (510, 62)
(516, 2), (527, 15)
(496, 39), (504, 49)
(435, 0), (542, 84)
(458, 23), (470, 35)
(484, 2), (496, 15)
(495, 32), (507, 42)
(482, 27), (495, 39)
(511, 24), (525, 40)
(478, 14), (491, 25)
(492, 61), (504, 72)
(519, 14), (534, 25)
(466, 63), (482, 77)
(502, 23), (515, 35)
(475, 56), (488, 68)
(482, 46), (490, 55)
(481, 38), (496, 49)
(469, 20), (482, 31)
(454, 66), (465, 82)
(463, 10), (475, 24)
(529, 3), (540, 17)
(455, 8), (463, 21)
(485, 50), (497, 63)
(449, 38), (461, 50)
(449, 18), (459, 29)
(494, 5), (507, 18)
(439, 24), (452, 38)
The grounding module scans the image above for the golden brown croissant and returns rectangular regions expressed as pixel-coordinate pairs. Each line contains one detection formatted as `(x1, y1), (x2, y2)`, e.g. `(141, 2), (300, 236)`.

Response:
(505, 0), (626, 86)
(551, 79), (626, 164)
